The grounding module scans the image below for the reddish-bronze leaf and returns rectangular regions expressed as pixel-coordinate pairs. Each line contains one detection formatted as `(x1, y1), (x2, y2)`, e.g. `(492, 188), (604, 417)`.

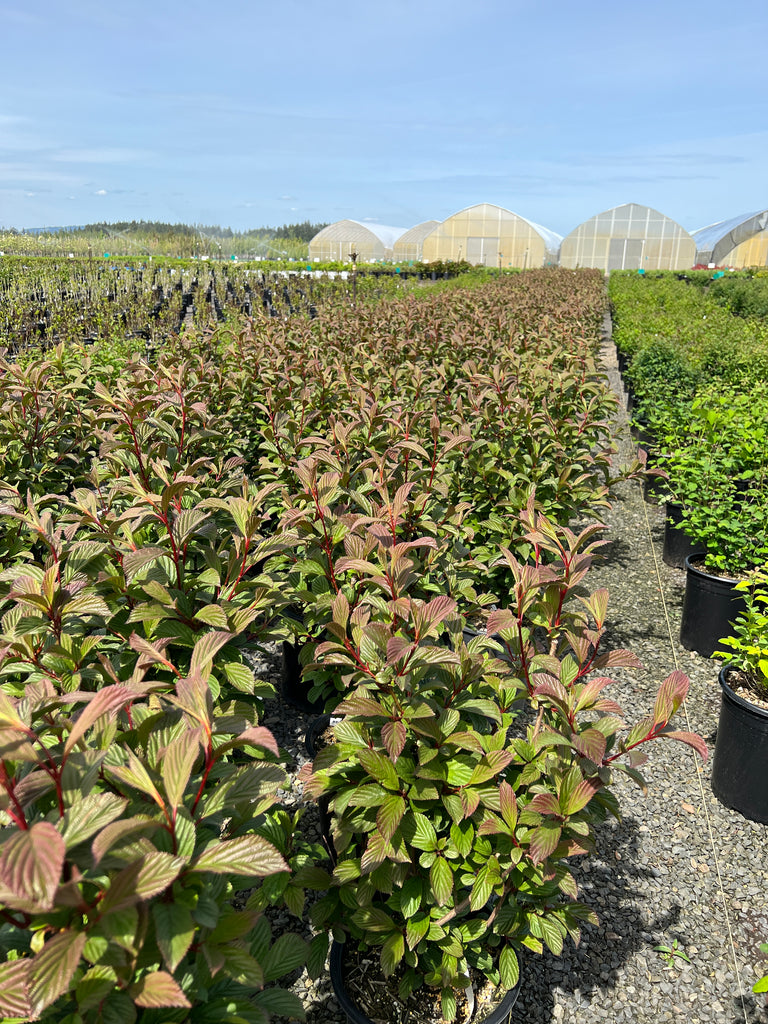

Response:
(0, 821), (65, 910)
(130, 970), (191, 1008)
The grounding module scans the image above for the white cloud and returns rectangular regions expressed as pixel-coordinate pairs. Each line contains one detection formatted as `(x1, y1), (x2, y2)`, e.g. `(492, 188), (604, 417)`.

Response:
(94, 189), (108, 196)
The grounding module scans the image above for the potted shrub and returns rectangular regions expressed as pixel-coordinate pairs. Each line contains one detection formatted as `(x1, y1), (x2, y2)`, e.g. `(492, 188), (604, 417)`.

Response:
(303, 505), (707, 1023)
(712, 566), (768, 822)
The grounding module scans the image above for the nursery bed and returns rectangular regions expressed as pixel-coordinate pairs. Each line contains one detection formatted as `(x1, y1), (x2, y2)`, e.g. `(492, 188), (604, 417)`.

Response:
(253, 316), (768, 1024)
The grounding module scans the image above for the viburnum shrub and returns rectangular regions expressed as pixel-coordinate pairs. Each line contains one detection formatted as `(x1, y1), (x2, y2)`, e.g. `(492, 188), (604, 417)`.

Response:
(714, 565), (768, 698)
(0, 667), (325, 1023)
(0, 346), (96, 496)
(304, 503), (707, 1021)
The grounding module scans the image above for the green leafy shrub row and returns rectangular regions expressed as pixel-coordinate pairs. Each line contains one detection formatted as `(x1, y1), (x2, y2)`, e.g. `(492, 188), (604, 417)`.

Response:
(0, 269), (703, 1022)
(610, 272), (768, 574)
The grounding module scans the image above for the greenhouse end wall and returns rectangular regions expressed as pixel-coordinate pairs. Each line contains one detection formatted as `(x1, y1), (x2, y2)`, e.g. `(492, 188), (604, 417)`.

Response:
(560, 204), (696, 271)
(422, 204), (557, 268)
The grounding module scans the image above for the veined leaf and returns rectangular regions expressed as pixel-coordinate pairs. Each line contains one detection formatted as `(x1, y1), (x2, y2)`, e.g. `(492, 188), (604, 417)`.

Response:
(100, 852), (185, 913)
(381, 931), (405, 977)
(60, 792), (128, 850)
(0, 957), (31, 1019)
(63, 685), (136, 757)
(0, 821), (65, 910)
(92, 815), (160, 865)
(28, 930), (87, 1018)
(376, 794), (405, 841)
(129, 970), (191, 1008)
(190, 630), (234, 676)
(191, 835), (288, 876)
(161, 733), (201, 811)
(358, 748), (400, 790)
(123, 547), (168, 582)
(430, 856), (453, 907)
(260, 932), (308, 983)
(152, 902), (195, 973)
(528, 820), (562, 864)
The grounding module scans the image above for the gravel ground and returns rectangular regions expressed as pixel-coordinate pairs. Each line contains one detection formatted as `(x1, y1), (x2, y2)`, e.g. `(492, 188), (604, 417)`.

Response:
(253, 313), (768, 1024)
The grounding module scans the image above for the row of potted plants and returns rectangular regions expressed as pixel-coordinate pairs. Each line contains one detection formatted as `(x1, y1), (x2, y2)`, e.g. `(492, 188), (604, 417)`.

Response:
(610, 272), (768, 654)
(0, 270), (707, 1021)
(611, 272), (768, 837)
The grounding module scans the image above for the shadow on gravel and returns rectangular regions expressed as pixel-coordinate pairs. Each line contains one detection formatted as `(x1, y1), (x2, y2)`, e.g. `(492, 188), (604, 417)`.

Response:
(512, 814), (682, 1020)
(596, 535), (634, 569)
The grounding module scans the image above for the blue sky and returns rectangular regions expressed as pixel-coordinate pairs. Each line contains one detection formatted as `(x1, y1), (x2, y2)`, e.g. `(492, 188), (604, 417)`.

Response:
(1, 0), (767, 237)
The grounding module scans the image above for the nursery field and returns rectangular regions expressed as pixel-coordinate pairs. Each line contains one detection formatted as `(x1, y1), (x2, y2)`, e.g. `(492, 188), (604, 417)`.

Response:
(0, 266), (766, 1024)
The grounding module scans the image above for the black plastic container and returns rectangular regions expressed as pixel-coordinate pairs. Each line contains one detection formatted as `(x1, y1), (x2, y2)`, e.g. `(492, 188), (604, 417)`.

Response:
(679, 555), (747, 658)
(281, 637), (325, 713)
(330, 941), (522, 1024)
(662, 502), (699, 569)
(304, 715), (334, 860)
(711, 667), (768, 823)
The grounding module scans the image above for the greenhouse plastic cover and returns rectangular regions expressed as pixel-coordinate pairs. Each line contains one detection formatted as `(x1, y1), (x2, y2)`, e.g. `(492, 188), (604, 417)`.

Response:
(346, 221), (409, 249)
(691, 211), (768, 258)
(523, 218), (563, 254)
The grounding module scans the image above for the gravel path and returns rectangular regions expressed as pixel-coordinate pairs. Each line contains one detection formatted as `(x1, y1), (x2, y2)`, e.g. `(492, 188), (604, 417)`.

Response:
(255, 312), (768, 1024)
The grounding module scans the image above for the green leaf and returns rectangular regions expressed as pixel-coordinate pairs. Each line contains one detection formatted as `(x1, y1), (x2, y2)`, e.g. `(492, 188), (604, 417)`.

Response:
(192, 835), (288, 876)
(358, 748), (400, 790)
(101, 991), (137, 1024)
(223, 661), (257, 693)
(376, 794), (405, 841)
(441, 986), (457, 1022)
(103, 907), (139, 953)
(91, 815), (160, 865)
(254, 988), (307, 1020)
(381, 931), (405, 977)
(470, 865), (494, 912)
(123, 546), (168, 581)
(260, 932), (308, 982)
(129, 970), (191, 1008)
(406, 812), (437, 852)
(100, 853), (185, 913)
(28, 930), (87, 1018)
(60, 792), (128, 851)
(399, 878), (423, 918)
(499, 946), (519, 990)
(430, 856), (454, 907)
(528, 820), (562, 864)
(64, 686), (136, 757)
(195, 604), (230, 628)
(161, 733), (201, 810)
(76, 965), (118, 1010)
(0, 821), (65, 910)
(152, 902), (195, 973)
(190, 630), (234, 676)
(449, 822), (473, 859)
(406, 913), (430, 950)
(106, 749), (166, 812)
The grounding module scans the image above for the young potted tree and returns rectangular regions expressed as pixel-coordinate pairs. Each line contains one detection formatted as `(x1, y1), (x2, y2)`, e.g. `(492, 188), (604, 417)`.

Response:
(302, 504), (707, 1023)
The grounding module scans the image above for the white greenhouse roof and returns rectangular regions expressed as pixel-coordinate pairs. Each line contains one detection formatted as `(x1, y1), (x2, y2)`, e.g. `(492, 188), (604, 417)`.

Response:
(691, 211), (768, 253)
(524, 217), (563, 254)
(347, 220), (409, 249)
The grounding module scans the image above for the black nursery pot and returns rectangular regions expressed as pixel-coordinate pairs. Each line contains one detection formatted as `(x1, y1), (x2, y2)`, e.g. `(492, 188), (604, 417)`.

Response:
(711, 667), (768, 823)
(329, 941), (522, 1024)
(662, 503), (700, 569)
(304, 714), (335, 861)
(679, 555), (748, 658)
(280, 638), (325, 714)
